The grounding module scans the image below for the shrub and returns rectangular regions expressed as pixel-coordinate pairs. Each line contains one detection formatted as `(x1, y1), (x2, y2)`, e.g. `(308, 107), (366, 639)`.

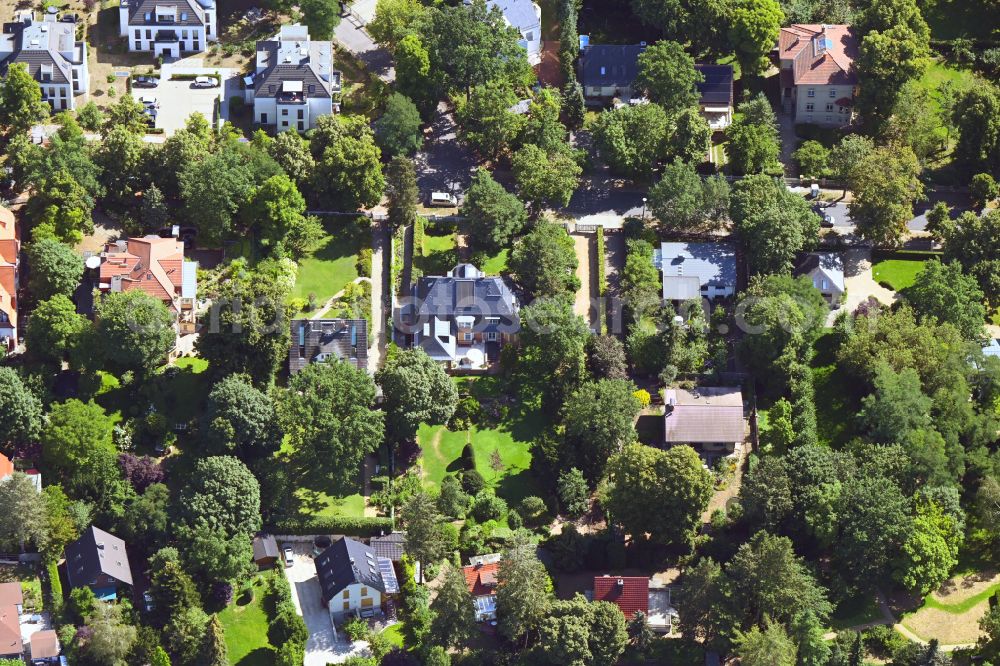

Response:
(266, 516), (394, 536)
(437, 475), (470, 519)
(356, 247), (372, 278)
(460, 469), (485, 495)
(118, 453), (164, 492)
(633, 389), (651, 408)
(519, 496), (547, 527)
(449, 396), (481, 431)
(342, 616), (369, 641)
(596, 232), (607, 296)
(271, 602), (308, 646)
(45, 561), (63, 613)
(459, 523), (486, 556)
(557, 468), (589, 517)
(471, 491), (507, 522)
(460, 442), (476, 469)
(439, 521), (460, 552)
(507, 510), (523, 530)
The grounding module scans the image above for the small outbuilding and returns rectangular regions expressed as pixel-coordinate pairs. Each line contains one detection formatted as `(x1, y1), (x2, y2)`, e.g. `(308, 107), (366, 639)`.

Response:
(252, 534), (280, 569)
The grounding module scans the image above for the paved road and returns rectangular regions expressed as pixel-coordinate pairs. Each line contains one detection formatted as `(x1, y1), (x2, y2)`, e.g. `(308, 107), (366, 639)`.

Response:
(413, 104), (479, 197)
(818, 190), (971, 231)
(333, 16), (394, 82)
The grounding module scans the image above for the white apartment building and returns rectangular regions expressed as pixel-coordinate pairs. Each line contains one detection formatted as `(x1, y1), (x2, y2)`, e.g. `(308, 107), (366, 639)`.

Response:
(0, 11), (89, 111)
(118, 0), (217, 57)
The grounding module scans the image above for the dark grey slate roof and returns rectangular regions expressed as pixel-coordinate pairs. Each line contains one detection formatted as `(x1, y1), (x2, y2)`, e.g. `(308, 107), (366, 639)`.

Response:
(315, 537), (385, 601)
(694, 64), (733, 107)
(122, 0), (207, 27)
(580, 44), (645, 89)
(369, 532), (406, 561)
(254, 39), (334, 99)
(0, 20), (79, 85)
(289, 318), (368, 374)
(412, 264), (517, 321)
(65, 526), (134, 588)
(252, 534), (279, 562)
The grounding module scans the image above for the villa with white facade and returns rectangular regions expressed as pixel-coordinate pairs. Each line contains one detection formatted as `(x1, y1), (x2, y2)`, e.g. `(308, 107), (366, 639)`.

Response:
(247, 24), (340, 132)
(118, 0), (217, 57)
(486, 0), (542, 65)
(0, 11), (89, 111)
(778, 24), (858, 126)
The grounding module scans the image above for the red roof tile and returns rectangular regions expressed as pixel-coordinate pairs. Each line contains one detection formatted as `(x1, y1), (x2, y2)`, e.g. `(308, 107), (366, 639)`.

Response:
(779, 24), (858, 86)
(462, 563), (500, 597)
(0, 454), (12, 480)
(593, 576), (648, 619)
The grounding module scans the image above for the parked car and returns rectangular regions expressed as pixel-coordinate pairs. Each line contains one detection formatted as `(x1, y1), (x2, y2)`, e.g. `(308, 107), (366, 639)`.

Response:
(132, 76), (159, 88)
(429, 191), (458, 207)
(282, 543), (294, 566)
(143, 592), (155, 612)
(808, 183), (820, 199)
(139, 95), (158, 109)
(820, 213), (835, 228)
(192, 76), (217, 88)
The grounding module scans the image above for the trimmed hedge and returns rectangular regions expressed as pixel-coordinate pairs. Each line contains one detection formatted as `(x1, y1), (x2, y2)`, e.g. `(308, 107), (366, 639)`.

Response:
(871, 248), (943, 262)
(45, 561), (63, 614)
(413, 215), (425, 256)
(267, 516), (393, 536)
(596, 231), (607, 296)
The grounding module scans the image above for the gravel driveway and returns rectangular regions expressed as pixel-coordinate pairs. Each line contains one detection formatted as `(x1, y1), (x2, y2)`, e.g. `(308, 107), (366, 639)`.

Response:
(572, 233), (598, 332)
(841, 248), (899, 317)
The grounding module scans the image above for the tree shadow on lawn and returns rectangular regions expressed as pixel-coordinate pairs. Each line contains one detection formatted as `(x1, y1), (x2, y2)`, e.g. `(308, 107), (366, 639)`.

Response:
(236, 647), (278, 666)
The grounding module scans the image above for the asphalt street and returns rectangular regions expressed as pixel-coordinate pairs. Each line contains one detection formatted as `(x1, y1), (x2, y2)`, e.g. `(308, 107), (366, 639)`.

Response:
(817, 190), (971, 231)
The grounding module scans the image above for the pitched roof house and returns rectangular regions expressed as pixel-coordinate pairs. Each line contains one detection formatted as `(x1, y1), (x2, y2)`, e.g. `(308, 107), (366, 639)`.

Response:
(485, 0), (542, 65)
(593, 576), (648, 619)
(289, 318), (368, 374)
(462, 560), (500, 621)
(64, 526), (134, 600)
(316, 537), (387, 619)
(249, 24), (340, 132)
(794, 251), (845, 303)
(778, 24), (858, 126)
(653, 242), (737, 301)
(252, 534), (280, 569)
(580, 44), (646, 101)
(404, 264), (519, 370)
(30, 629), (61, 663)
(0, 12), (89, 111)
(118, 0), (217, 56)
(0, 600), (20, 660)
(664, 387), (745, 460)
(694, 64), (734, 130)
(0, 207), (17, 352)
(98, 235), (197, 332)
(370, 532), (406, 562)
(0, 452), (42, 491)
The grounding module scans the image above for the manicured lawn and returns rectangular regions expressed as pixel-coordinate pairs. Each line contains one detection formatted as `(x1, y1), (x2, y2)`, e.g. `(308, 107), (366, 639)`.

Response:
(294, 485), (368, 519)
(291, 217), (365, 308)
(218, 578), (276, 666)
(479, 248), (509, 275)
(872, 259), (928, 291)
(153, 357), (211, 423)
(382, 622), (405, 647)
(0, 565), (43, 612)
(415, 226), (459, 276)
(417, 379), (544, 505)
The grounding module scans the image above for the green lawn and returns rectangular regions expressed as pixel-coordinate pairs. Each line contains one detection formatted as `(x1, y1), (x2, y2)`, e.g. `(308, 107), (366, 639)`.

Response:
(291, 217), (366, 308)
(0, 565), (42, 612)
(479, 248), (509, 275)
(872, 259), (928, 291)
(218, 578), (277, 666)
(382, 622), (405, 647)
(153, 357), (210, 423)
(811, 331), (861, 448)
(415, 226), (459, 276)
(294, 485), (367, 519)
(417, 379), (544, 505)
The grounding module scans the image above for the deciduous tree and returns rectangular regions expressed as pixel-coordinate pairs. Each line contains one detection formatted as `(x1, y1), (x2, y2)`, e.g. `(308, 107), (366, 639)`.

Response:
(376, 348), (458, 443)
(461, 169), (527, 255)
(905, 260), (986, 340)
(564, 379), (641, 482)
(634, 41), (701, 114)
(0, 63), (48, 136)
(592, 103), (671, 178)
(89, 290), (175, 377)
(0, 367), (42, 445)
(848, 143), (924, 246)
(375, 93), (423, 157)
(508, 223), (580, 299)
(26, 239), (84, 301)
(512, 143), (581, 211)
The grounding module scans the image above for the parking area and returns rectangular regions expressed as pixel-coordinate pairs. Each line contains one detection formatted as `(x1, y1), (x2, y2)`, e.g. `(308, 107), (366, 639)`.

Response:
(132, 64), (237, 136)
(284, 541), (370, 666)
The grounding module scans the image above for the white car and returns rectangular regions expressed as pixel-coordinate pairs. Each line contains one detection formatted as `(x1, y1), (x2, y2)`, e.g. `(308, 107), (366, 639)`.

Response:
(282, 544), (294, 567)
(429, 191), (458, 207)
(193, 76), (217, 88)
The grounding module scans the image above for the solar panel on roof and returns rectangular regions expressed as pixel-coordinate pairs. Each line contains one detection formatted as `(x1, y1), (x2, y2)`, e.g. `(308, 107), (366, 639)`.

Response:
(378, 558), (399, 594)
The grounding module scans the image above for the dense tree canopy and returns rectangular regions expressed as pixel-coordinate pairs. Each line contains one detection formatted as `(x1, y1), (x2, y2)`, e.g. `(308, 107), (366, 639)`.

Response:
(461, 170), (528, 255)
(634, 41), (701, 114)
(508, 223), (580, 300)
(376, 348), (458, 443)
(0, 367), (42, 445)
(89, 290), (175, 377)
(176, 456), (262, 539)
(592, 103), (672, 178)
(26, 239), (84, 302)
(730, 174), (819, 275)
(904, 260), (986, 341)
(203, 374), (282, 460)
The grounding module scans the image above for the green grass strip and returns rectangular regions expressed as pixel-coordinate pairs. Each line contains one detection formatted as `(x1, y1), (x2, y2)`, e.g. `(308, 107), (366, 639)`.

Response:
(920, 581), (1000, 615)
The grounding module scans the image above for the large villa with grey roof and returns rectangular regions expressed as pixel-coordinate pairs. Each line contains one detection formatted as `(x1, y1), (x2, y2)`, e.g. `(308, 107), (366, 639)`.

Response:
(653, 242), (737, 302)
(247, 24), (340, 132)
(118, 0), (217, 56)
(400, 264), (520, 370)
(0, 11), (89, 111)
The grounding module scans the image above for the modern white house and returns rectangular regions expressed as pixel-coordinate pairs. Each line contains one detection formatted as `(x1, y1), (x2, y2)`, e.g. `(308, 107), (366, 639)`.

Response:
(486, 0), (542, 65)
(653, 242), (737, 301)
(778, 24), (858, 126)
(794, 252), (845, 304)
(316, 537), (391, 621)
(247, 24), (340, 132)
(0, 11), (89, 111)
(118, 0), (217, 57)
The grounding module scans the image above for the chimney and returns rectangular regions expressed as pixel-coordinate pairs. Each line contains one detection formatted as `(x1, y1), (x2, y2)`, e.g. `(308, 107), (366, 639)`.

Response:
(616, 578), (624, 587)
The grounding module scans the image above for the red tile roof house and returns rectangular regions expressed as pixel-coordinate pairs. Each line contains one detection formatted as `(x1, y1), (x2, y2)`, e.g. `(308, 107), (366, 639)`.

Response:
(778, 24), (858, 126)
(98, 235), (198, 335)
(0, 582), (24, 660)
(592, 576), (676, 633)
(0, 206), (20, 353)
(462, 562), (500, 622)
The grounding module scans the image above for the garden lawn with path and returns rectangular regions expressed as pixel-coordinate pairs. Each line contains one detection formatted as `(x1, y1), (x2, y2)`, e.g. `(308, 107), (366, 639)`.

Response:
(218, 575), (277, 666)
(417, 378), (544, 507)
(900, 570), (1000, 646)
(291, 217), (366, 312)
(872, 258), (928, 292)
(414, 223), (459, 277)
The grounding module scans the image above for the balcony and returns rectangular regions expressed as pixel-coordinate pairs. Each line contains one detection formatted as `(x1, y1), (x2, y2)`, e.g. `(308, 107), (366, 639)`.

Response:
(154, 30), (178, 42)
(277, 91), (305, 104)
